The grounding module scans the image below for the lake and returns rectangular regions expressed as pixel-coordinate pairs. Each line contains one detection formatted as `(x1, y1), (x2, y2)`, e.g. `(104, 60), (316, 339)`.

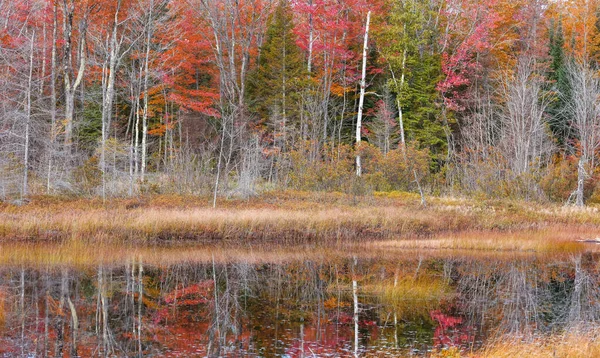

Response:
(0, 243), (597, 357)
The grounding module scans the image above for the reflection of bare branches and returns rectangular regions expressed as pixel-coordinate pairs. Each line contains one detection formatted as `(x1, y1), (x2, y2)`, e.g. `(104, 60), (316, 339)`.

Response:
(498, 263), (541, 336)
(6, 253), (600, 355)
(97, 265), (116, 357)
(566, 255), (600, 330)
(207, 257), (244, 357)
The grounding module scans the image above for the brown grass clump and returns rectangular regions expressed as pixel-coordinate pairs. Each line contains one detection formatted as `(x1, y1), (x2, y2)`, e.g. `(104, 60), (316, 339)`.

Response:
(471, 329), (600, 358)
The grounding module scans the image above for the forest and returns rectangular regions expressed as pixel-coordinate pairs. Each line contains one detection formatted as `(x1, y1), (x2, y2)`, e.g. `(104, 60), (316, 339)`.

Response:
(1, 0), (599, 206)
(6, 1), (600, 356)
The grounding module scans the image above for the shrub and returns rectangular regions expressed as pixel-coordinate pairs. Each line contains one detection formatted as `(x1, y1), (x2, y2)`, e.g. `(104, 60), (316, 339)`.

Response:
(285, 141), (354, 191)
(540, 155), (578, 202)
(73, 156), (102, 196)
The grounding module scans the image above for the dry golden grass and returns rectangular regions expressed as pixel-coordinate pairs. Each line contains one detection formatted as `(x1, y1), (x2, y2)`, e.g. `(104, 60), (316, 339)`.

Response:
(427, 330), (600, 357)
(1, 191), (599, 251)
(470, 329), (600, 358)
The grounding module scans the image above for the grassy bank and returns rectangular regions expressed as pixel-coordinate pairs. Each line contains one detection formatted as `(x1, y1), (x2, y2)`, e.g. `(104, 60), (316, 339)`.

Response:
(430, 329), (600, 358)
(0, 191), (599, 250)
(475, 330), (600, 358)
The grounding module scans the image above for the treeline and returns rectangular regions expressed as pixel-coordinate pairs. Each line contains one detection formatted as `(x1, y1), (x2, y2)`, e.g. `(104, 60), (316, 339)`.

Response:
(1, 0), (600, 205)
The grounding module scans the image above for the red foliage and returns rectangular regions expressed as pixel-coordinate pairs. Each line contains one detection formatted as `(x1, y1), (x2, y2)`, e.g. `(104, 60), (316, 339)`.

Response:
(437, 0), (500, 111)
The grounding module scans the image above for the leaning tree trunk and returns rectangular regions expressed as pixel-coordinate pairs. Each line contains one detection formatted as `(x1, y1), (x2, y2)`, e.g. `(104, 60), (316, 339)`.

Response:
(62, 1), (87, 150)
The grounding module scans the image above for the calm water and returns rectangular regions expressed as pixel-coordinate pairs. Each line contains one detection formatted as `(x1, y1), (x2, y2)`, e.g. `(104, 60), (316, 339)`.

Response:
(0, 246), (598, 357)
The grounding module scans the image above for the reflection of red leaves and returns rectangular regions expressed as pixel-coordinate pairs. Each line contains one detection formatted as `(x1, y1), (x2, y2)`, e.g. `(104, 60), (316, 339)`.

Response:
(152, 280), (214, 325)
(163, 280), (213, 304)
(430, 310), (473, 349)
(336, 312), (354, 324)
(362, 319), (377, 327)
(430, 310), (462, 329)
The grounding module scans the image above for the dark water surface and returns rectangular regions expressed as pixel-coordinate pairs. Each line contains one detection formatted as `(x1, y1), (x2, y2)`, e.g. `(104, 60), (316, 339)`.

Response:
(0, 245), (598, 357)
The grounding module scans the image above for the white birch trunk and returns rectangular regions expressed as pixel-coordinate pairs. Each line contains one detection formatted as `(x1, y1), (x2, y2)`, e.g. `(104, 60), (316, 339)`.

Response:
(101, 1), (122, 200)
(141, 0), (154, 183)
(47, 3), (58, 193)
(355, 11), (370, 177)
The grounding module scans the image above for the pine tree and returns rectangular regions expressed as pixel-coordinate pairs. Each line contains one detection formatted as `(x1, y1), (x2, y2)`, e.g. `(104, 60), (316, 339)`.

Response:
(546, 19), (573, 149)
(247, 0), (307, 151)
(375, 0), (446, 164)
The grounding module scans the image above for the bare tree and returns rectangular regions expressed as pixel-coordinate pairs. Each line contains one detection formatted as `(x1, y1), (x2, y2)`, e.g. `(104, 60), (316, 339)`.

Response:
(498, 57), (552, 177)
(566, 61), (600, 206)
(192, 0), (273, 207)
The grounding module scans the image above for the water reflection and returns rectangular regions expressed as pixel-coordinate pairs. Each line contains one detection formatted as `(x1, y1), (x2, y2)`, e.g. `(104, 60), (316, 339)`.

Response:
(0, 251), (599, 357)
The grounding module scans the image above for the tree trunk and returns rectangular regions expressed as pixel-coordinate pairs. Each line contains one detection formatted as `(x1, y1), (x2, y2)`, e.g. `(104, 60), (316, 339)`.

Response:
(576, 157), (586, 207)
(101, 0), (122, 200)
(47, 3), (58, 194)
(62, 1), (88, 150)
(355, 11), (370, 177)
(352, 256), (359, 357)
(141, 1), (154, 183)
(23, 30), (35, 198)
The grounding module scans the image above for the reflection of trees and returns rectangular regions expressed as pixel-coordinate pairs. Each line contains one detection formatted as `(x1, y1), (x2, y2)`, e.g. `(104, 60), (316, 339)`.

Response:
(457, 253), (600, 339)
(566, 255), (600, 329)
(498, 263), (542, 336)
(2, 254), (600, 355)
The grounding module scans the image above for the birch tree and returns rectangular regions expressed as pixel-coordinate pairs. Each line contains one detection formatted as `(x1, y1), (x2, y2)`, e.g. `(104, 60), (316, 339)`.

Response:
(355, 11), (370, 177)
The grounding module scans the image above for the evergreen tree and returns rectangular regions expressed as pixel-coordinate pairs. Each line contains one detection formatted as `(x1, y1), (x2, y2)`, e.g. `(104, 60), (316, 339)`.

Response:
(403, 53), (446, 162)
(247, 0), (307, 151)
(546, 19), (573, 149)
(375, 0), (446, 163)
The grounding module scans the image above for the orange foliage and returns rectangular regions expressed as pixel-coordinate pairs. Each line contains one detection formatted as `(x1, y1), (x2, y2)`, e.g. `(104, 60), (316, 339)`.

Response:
(559, 0), (599, 60)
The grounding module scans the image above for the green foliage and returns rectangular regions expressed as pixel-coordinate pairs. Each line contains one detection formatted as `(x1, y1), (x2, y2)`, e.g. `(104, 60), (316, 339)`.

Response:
(247, 0), (307, 147)
(402, 55), (446, 159)
(546, 19), (573, 148)
(374, 0), (446, 164)
(77, 98), (103, 153)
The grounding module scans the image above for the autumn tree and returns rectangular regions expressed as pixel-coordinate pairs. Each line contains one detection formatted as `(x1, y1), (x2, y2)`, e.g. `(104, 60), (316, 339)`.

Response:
(192, 0), (274, 206)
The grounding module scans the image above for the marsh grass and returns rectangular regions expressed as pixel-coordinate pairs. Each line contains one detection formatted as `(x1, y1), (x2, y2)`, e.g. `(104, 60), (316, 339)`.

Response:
(0, 191), (598, 252)
(471, 329), (600, 358)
